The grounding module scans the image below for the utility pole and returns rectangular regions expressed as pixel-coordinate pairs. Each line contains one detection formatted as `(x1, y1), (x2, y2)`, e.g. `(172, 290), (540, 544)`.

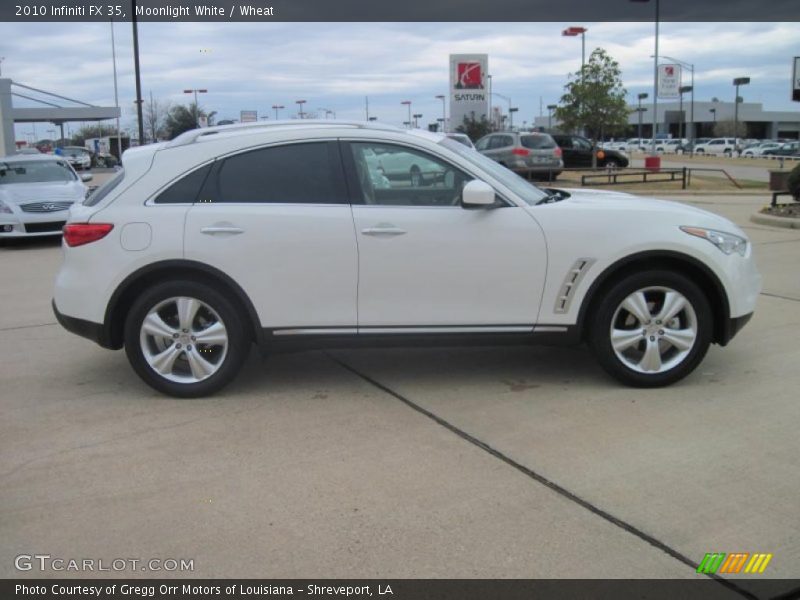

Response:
(131, 0), (145, 144)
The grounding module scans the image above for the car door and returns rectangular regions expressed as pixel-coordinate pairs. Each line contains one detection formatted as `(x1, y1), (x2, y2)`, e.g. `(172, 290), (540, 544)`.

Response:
(344, 140), (547, 329)
(571, 137), (595, 167)
(184, 141), (358, 331)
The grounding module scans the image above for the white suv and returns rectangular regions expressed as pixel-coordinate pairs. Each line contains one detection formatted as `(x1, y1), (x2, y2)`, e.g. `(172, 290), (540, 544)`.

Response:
(693, 138), (737, 156)
(53, 121), (761, 397)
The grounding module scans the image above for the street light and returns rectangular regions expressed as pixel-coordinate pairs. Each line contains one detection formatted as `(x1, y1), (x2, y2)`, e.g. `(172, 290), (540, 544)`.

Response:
(183, 88), (208, 127)
(508, 107), (519, 130)
(435, 95), (446, 132)
(295, 99), (307, 118)
(318, 107), (335, 119)
(412, 113), (423, 128)
(272, 104), (284, 119)
(546, 104), (557, 131)
(636, 92), (649, 141)
(631, 0), (660, 154)
(655, 54), (695, 146)
(733, 77), (750, 148)
(401, 100), (412, 128)
(709, 107), (717, 129)
(678, 85), (692, 140)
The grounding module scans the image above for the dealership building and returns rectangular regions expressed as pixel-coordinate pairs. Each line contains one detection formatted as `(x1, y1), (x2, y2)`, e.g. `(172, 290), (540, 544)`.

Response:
(533, 99), (800, 140)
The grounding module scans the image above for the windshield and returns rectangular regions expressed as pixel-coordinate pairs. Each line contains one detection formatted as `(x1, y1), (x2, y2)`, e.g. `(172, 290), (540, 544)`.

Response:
(0, 160), (77, 185)
(439, 138), (547, 205)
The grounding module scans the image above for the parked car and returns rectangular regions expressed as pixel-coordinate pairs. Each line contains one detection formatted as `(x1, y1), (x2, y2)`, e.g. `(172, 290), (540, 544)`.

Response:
(655, 139), (687, 154)
(601, 140), (628, 152)
(676, 138), (710, 155)
(551, 134), (629, 168)
(625, 138), (646, 153)
(0, 155), (92, 239)
(475, 131), (563, 179)
(445, 133), (475, 149)
(16, 147), (41, 155)
(60, 146), (93, 170)
(741, 141), (782, 157)
(52, 121), (760, 397)
(762, 141), (800, 157)
(693, 138), (737, 156)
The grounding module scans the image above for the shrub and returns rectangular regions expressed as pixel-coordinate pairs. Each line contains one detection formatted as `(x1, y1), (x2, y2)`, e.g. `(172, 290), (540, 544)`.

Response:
(788, 162), (800, 200)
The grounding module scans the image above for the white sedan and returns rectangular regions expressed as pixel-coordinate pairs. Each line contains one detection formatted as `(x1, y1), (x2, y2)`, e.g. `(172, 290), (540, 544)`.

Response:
(0, 155), (92, 238)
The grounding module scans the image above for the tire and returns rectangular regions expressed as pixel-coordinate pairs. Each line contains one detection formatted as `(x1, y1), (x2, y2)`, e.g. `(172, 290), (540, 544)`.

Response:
(605, 159), (620, 169)
(409, 166), (423, 187)
(124, 280), (249, 397)
(589, 270), (712, 388)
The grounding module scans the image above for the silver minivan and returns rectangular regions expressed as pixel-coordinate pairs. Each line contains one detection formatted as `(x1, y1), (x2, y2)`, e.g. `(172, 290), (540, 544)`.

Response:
(475, 132), (563, 179)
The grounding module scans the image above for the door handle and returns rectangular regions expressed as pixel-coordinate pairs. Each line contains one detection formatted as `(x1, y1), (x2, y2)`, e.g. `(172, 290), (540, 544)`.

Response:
(201, 226), (244, 235)
(361, 227), (407, 236)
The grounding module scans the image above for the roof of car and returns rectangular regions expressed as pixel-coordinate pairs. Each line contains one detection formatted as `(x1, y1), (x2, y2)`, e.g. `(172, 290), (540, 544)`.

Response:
(1, 153), (67, 163)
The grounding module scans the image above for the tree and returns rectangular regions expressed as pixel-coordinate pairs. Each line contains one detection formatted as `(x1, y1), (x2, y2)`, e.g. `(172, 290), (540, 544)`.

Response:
(455, 114), (493, 142)
(553, 48), (629, 153)
(713, 119), (747, 138)
(164, 103), (217, 139)
(143, 93), (170, 143)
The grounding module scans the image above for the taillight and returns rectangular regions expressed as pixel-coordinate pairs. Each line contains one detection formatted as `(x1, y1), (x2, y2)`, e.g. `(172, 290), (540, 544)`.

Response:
(63, 223), (114, 247)
(512, 148), (530, 156)
(554, 147), (563, 157)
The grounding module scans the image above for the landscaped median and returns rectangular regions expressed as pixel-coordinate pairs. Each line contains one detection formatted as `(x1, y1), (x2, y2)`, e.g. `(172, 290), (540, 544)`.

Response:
(750, 163), (800, 228)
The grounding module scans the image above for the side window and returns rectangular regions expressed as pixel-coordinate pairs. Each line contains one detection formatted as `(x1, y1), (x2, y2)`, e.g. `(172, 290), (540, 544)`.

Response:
(574, 138), (592, 150)
(349, 142), (472, 207)
(210, 142), (346, 204)
(710, 140), (722, 146)
(554, 137), (571, 149)
(475, 137), (491, 151)
(154, 163), (213, 204)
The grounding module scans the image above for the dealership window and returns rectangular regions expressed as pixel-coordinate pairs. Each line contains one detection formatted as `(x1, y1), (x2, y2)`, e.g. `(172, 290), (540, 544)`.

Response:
(211, 142), (347, 204)
(349, 142), (471, 207)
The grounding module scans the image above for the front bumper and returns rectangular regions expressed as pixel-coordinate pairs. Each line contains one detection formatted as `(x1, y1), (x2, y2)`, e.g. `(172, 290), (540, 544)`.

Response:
(0, 208), (71, 237)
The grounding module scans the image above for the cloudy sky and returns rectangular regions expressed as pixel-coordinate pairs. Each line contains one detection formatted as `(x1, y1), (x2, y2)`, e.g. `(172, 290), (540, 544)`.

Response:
(2, 21), (798, 139)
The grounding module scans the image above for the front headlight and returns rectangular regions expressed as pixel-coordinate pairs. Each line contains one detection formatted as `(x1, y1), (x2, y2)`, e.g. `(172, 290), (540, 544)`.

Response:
(0, 200), (13, 214)
(680, 226), (748, 256)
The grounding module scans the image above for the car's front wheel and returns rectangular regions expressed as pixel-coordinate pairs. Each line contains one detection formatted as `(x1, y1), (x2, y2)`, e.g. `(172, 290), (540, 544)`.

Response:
(589, 271), (712, 387)
(124, 281), (249, 397)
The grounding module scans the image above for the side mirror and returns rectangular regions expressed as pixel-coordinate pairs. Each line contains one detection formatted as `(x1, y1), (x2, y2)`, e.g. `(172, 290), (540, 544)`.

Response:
(461, 180), (496, 208)
(80, 173), (93, 183)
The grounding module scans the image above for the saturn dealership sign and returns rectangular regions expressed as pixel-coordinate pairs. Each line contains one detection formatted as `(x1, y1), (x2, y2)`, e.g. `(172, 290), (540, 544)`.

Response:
(449, 54), (489, 131)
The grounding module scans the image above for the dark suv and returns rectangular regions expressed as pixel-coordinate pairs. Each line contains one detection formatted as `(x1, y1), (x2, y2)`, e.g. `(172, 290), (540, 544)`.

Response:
(551, 134), (629, 168)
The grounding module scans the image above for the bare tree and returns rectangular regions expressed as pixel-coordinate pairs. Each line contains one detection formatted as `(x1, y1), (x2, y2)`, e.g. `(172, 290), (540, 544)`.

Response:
(713, 119), (747, 138)
(143, 93), (171, 143)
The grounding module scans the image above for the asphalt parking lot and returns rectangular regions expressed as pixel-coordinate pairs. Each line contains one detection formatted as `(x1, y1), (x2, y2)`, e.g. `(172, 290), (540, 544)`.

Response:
(1, 191), (799, 594)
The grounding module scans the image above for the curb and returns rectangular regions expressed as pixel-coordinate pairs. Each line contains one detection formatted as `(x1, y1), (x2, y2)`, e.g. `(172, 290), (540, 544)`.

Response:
(749, 212), (800, 229)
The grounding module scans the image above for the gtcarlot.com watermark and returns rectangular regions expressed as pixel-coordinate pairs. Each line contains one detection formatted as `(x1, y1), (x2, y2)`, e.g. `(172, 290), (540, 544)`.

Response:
(15, 554), (194, 573)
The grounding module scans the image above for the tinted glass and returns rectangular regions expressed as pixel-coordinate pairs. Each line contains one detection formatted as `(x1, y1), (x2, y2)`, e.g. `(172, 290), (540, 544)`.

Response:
(154, 163), (212, 204)
(84, 168), (124, 206)
(350, 142), (471, 207)
(573, 138), (593, 150)
(521, 135), (557, 149)
(0, 159), (76, 185)
(214, 142), (345, 204)
(475, 137), (491, 151)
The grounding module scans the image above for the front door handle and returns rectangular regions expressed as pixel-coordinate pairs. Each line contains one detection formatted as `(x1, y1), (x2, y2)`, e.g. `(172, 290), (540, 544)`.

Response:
(362, 225), (407, 236)
(201, 226), (244, 235)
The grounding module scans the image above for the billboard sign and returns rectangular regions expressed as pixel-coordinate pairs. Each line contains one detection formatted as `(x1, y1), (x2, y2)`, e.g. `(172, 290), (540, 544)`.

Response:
(793, 57), (800, 102)
(449, 54), (489, 132)
(240, 110), (258, 123)
(657, 64), (681, 99)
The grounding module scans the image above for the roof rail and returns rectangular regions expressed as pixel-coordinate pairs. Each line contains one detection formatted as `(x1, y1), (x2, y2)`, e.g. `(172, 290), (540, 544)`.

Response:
(165, 119), (402, 148)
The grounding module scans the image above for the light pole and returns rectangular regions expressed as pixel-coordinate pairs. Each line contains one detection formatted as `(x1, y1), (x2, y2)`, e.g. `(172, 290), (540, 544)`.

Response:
(678, 85), (692, 140)
(709, 107), (717, 131)
(272, 104), (284, 120)
(562, 26), (587, 74)
(546, 104), (557, 131)
(435, 95), (446, 132)
(508, 107), (519, 130)
(487, 74), (492, 123)
(656, 54), (694, 144)
(401, 100), (412, 128)
(637, 92), (649, 141)
(631, 0), (660, 154)
(491, 93), (512, 130)
(295, 99), (306, 118)
(733, 77), (750, 149)
(318, 107), (335, 119)
(412, 113), (422, 128)
(183, 88), (207, 127)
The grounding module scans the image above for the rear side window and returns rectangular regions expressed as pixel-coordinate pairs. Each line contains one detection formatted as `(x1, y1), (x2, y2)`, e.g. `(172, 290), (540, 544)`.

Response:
(521, 135), (556, 149)
(154, 163), (213, 204)
(84, 168), (124, 206)
(211, 142), (347, 204)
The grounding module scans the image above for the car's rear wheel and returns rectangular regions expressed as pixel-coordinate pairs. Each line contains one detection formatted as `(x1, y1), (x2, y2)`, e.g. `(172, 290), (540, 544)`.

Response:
(589, 271), (712, 387)
(124, 281), (249, 397)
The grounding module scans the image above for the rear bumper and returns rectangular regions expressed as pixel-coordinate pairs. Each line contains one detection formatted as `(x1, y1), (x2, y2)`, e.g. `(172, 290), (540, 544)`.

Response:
(52, 299), (113, 348)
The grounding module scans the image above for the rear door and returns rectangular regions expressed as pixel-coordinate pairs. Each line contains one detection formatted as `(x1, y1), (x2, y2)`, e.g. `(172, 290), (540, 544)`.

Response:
(183, 141), (358, 331)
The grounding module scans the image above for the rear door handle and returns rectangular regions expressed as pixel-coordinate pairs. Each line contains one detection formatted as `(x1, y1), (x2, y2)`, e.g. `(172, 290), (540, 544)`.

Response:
(201, 226), (244, 235)
(362, 226), (406, 236)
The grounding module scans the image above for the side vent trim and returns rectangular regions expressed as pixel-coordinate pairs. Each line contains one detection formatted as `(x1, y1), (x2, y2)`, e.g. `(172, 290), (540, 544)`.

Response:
(554, 258), (596, 314)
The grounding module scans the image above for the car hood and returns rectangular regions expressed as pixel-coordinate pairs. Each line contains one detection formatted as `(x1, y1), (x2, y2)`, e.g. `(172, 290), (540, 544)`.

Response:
(550, 187), (744, 233)
(0, 181), (86, 205)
